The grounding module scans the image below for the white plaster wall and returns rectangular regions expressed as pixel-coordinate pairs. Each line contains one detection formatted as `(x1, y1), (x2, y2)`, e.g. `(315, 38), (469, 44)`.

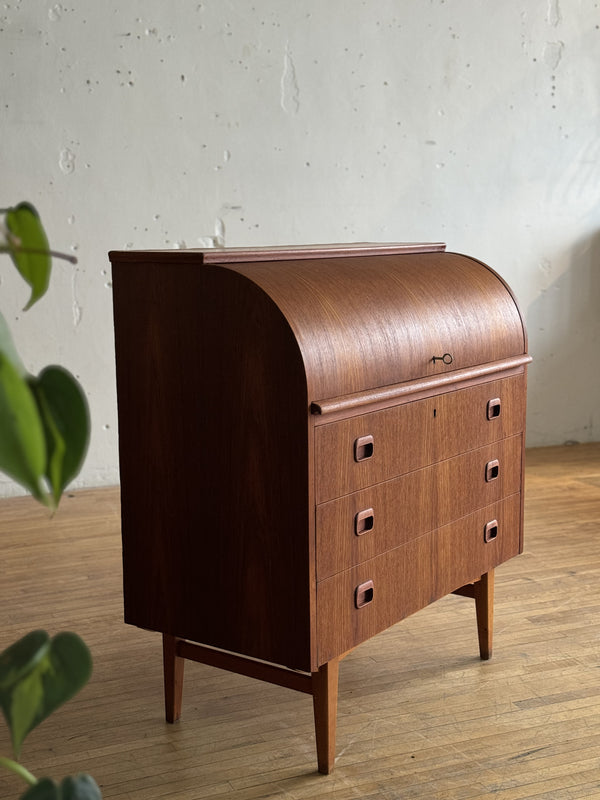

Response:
(1, 1), (599, 495)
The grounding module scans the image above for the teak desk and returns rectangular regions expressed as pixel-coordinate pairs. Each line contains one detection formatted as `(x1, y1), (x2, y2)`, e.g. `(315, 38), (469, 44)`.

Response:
(110, 243), (530, 774)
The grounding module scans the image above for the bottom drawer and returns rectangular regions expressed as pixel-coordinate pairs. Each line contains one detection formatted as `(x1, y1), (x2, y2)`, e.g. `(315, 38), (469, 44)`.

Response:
(317, 494), (521, 664)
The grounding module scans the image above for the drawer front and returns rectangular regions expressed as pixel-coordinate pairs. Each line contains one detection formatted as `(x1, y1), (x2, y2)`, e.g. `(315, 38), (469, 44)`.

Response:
(316, 435), (522, 580)
(314, 375), (525, 503)
(317, 494), (521, 664)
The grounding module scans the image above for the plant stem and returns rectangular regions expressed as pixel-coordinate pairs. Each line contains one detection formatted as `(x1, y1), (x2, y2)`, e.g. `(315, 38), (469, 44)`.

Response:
(0, 245), (77, 265)
(0, 756), (38, 786)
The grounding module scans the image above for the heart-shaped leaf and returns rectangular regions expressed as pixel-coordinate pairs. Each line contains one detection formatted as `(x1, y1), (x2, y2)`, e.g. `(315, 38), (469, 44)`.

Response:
(60, 774), (102, 800)
(0, 352), (48, 505)
(29, 366), (90, 507)
(0, 631), (92, 757)
(20, 774), (102, 800)
(19, 778), (57, 800)
(0, 631), (50, 691)
(5, 203), (51, 310)
(0, 309), (27, 376)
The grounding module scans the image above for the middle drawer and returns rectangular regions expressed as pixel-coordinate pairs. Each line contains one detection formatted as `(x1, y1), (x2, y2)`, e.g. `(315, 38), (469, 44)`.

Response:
(316, 434), (522, 580)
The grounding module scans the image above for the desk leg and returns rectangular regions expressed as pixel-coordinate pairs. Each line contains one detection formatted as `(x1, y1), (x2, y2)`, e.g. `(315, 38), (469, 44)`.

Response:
(312, 658), (339, 774)
(473, 570), (494, 660)
(163, 633), (185, 722)
(161, 635), (339, 773)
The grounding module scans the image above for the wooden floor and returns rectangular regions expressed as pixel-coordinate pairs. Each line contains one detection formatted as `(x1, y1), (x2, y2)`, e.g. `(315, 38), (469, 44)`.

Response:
(1, 444), (600, 799)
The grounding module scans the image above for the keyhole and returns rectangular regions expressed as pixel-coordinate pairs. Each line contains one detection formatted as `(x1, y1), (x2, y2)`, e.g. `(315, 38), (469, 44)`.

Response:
(433, 408), (437, 418)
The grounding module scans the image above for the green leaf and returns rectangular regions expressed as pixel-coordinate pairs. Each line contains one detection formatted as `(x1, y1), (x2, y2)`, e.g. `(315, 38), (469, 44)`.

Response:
(30, 366), (90, 507)
(20, 775), (102, 800)
(0, 352), (48, 504)
(9, 660), (48, 755)
(5, 203), (52, 310)
(20, 778), (58, 800)
(0, 309), (27, 376)
(0, 631), (92, 757)
(0, 631), (50, 691)
(59, 775), (102, 800)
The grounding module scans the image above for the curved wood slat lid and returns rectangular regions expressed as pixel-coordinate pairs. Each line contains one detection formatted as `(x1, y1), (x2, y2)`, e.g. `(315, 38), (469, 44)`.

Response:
(226, 250), (527, 403)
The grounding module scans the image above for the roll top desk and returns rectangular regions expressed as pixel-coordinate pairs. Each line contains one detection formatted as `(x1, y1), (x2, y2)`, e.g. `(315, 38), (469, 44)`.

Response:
(110, 242), (530, 774)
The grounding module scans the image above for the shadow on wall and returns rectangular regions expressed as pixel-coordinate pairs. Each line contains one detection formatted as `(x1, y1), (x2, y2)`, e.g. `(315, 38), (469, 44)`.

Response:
(526, 232), (600, 446)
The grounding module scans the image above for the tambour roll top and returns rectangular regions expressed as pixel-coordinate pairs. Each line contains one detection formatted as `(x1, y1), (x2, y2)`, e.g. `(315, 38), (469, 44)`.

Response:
(226, 247), (527, 404)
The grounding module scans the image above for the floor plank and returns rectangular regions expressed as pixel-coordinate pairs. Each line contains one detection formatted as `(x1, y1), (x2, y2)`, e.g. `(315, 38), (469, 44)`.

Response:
(1, 443), (600, 798)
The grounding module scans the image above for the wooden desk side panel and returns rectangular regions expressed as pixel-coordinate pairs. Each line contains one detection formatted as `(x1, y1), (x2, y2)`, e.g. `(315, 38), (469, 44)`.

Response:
(112, 260), (313, 672)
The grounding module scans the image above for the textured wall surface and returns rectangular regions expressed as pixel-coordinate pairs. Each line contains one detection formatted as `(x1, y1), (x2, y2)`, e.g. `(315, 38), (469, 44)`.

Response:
(1, 1), (599, 495)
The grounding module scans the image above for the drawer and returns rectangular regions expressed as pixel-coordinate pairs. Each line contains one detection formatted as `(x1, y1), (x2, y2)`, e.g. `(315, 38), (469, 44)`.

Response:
(314, 375), (525, 503)
(316, 494), (521, 664)
(316, 435), (522, 580)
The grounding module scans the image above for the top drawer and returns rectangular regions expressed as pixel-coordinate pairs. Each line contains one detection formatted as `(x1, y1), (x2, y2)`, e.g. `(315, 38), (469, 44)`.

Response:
(314, 375), (525, 503)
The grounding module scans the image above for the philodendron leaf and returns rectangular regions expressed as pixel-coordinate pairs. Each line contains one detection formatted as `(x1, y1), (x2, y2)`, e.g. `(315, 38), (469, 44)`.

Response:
(21, 774), (102, 800)
(0, 352), (48, 505)
(0, 631), (50, 691)
(0, 631), (92, 757)
(19, 778), (58, 800)
(5, 202), (52, 310)
(30, 366), (90, 507)
(60, 774), (103, 800)
(0, 632), (52, 757)
(0, 309), (27, 376)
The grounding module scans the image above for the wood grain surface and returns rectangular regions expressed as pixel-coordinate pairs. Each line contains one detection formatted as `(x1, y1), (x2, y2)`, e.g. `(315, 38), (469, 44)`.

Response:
(314, 375), (526, 503)
(316, 435), (522, 580)
(110, 245), (528, 771)
(110, 248), (528, 404)
(316, 495), (521, 663)
(229, 252), (527, 401)
(112, 260), (314, 671)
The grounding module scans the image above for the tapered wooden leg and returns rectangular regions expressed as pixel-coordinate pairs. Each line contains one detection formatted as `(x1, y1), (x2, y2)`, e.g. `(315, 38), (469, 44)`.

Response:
(312, 658), (339, 774)
(163, 633), (185, 722)
(473, 570), (494, 660)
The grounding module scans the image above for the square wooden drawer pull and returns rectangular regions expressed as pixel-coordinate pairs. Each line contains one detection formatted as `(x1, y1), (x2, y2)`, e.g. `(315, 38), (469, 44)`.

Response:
(485, 459), (500, 482)
(354, 434), (374, 462)
(355, 580), (374, 608)
(484, 520), (499, 543)
(355, 508), (375, 536)
(487, 398), (501, 420)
